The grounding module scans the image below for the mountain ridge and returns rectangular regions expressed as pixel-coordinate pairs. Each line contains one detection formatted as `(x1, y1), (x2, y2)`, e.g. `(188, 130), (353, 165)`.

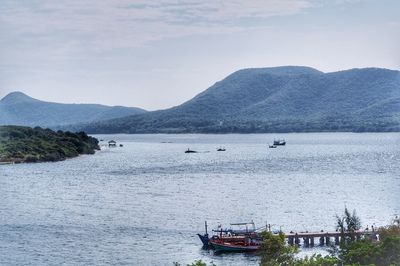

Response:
(2, 66), (399, 133)
(0, 91), (147, 127)
(1, 91), (39, 104)
(76, 66), (400, 133)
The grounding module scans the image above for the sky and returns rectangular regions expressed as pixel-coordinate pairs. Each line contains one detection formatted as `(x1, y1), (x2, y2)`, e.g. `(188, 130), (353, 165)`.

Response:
(0, 0), (399, 110)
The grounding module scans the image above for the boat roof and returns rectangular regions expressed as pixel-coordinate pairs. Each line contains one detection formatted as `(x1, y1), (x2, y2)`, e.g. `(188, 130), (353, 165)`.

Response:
(212, 229), (256, 234)
(230, 222), (255, 226)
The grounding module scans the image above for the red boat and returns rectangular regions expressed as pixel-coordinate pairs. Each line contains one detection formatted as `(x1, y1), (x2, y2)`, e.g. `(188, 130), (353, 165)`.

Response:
(209, 238), (262, 252)
(198, 221), (264, 252)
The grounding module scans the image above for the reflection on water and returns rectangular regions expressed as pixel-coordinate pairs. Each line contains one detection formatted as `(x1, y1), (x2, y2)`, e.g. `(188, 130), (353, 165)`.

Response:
(0, 133), (399, 265)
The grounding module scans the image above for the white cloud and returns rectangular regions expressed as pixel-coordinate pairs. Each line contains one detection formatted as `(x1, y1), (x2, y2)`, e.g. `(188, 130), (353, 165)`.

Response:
(0, 0), (313, 50)
(1, 0), (398, 109)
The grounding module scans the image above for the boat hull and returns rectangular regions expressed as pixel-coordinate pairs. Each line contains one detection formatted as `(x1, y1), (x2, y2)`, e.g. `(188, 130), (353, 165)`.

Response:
(209, 240), (260, 252)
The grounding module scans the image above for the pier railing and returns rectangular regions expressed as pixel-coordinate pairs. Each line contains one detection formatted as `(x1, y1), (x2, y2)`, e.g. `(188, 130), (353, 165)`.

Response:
(285, 230), (375, 246)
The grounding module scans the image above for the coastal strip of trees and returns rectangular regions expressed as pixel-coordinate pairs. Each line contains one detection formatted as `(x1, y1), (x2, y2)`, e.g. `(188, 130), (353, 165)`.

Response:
(0, 125), (99, 163)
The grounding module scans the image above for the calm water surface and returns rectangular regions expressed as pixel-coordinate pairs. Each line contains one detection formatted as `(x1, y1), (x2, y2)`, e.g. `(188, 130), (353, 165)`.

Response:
(1, 133), (399, 265)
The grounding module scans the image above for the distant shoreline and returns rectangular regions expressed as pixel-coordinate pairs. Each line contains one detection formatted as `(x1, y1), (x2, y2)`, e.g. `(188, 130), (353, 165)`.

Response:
(0, 153), (98, 165)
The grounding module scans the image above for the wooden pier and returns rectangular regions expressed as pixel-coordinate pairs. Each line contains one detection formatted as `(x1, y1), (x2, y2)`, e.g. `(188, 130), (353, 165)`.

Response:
(285, 230), (374, 247)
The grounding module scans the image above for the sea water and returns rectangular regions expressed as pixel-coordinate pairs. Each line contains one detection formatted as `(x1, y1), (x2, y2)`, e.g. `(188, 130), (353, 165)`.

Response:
(1, 133), (399, 265)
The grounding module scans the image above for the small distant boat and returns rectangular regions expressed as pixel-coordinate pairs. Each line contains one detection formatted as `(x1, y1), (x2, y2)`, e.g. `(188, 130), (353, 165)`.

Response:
(185, 148), (197, 153)
(119, 144), (123, 147)
(108, 140), (117, 147)
(273, 139), (286, 146)
(269, 145), (277, 148)
(217, 147), (226, 151)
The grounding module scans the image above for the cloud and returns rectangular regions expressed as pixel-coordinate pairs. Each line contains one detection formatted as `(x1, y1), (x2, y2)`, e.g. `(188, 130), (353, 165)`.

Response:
(0, 0), (313, 51)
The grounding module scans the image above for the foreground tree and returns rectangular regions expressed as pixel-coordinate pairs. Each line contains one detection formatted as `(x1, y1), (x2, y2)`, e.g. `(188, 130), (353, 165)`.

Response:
(259, 231), (297, 265)
(259, 231), (339, 266)
(339, 235), (400, 265)
(293, 254), (339, 266)
(336, 207), (361, 242)
(173, 260), (216, 266)
(333, 208), (400, 265)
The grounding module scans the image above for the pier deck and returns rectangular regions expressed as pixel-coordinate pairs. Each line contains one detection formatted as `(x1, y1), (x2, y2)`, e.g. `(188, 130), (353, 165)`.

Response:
(284, 230), (375, 246)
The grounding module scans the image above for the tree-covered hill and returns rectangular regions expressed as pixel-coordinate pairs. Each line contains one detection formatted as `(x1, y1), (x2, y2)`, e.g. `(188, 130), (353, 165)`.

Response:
(0, 92), (147, 127)
(79, 66), (400, 133)
(0, 126), (99, 163)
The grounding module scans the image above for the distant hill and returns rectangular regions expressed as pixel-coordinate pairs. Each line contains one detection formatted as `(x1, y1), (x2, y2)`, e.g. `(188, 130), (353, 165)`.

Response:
(0, 92), (147, 127)
(78, 66), (400, 133)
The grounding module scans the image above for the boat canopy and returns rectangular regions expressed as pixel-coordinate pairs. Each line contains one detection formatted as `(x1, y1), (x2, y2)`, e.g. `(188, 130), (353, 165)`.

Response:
(230, 222), (255, 226)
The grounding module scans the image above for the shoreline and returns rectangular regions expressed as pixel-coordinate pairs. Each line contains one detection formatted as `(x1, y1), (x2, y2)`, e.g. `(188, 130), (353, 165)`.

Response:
(0, 152), (95, 164)
(0, 161), (15, 165)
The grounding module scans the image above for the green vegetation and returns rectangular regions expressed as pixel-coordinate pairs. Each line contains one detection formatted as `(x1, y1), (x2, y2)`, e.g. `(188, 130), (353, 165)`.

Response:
(263, 209), (400, 266)
(173, 260), (216, 266)
(259, 231), (298, 265)
(336, 207), (362, 242)
(330, 209), (400, 265)
(334, 224), (400, 265)
(0, 125), (99, 163)
(258, 231), (339, 266)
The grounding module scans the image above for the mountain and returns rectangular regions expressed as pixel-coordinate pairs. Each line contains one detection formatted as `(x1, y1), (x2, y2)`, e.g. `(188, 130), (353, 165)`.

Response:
(0, 92), (147, 127)
(78, 66), (400, 133)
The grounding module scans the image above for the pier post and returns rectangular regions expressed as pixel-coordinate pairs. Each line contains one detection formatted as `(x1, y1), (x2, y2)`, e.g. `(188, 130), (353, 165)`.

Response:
(310, 237), (315, 247)
(319, 236), (325, 246)
(303, 237), (310, 247)
(288, 236), (294, 246)
(325, 235), (330, 245)
(295, 234), (300, 246)
(335, 235), (340, 245)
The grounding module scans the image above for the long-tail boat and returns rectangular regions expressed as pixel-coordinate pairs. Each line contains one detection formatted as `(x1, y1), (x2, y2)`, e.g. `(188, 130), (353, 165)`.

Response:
(197, 221), (263, 250)
(209, 238), (261, 252)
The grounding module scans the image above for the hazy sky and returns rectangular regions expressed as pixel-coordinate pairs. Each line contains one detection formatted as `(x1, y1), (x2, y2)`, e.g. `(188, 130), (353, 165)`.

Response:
(1, 0), (399, 110)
